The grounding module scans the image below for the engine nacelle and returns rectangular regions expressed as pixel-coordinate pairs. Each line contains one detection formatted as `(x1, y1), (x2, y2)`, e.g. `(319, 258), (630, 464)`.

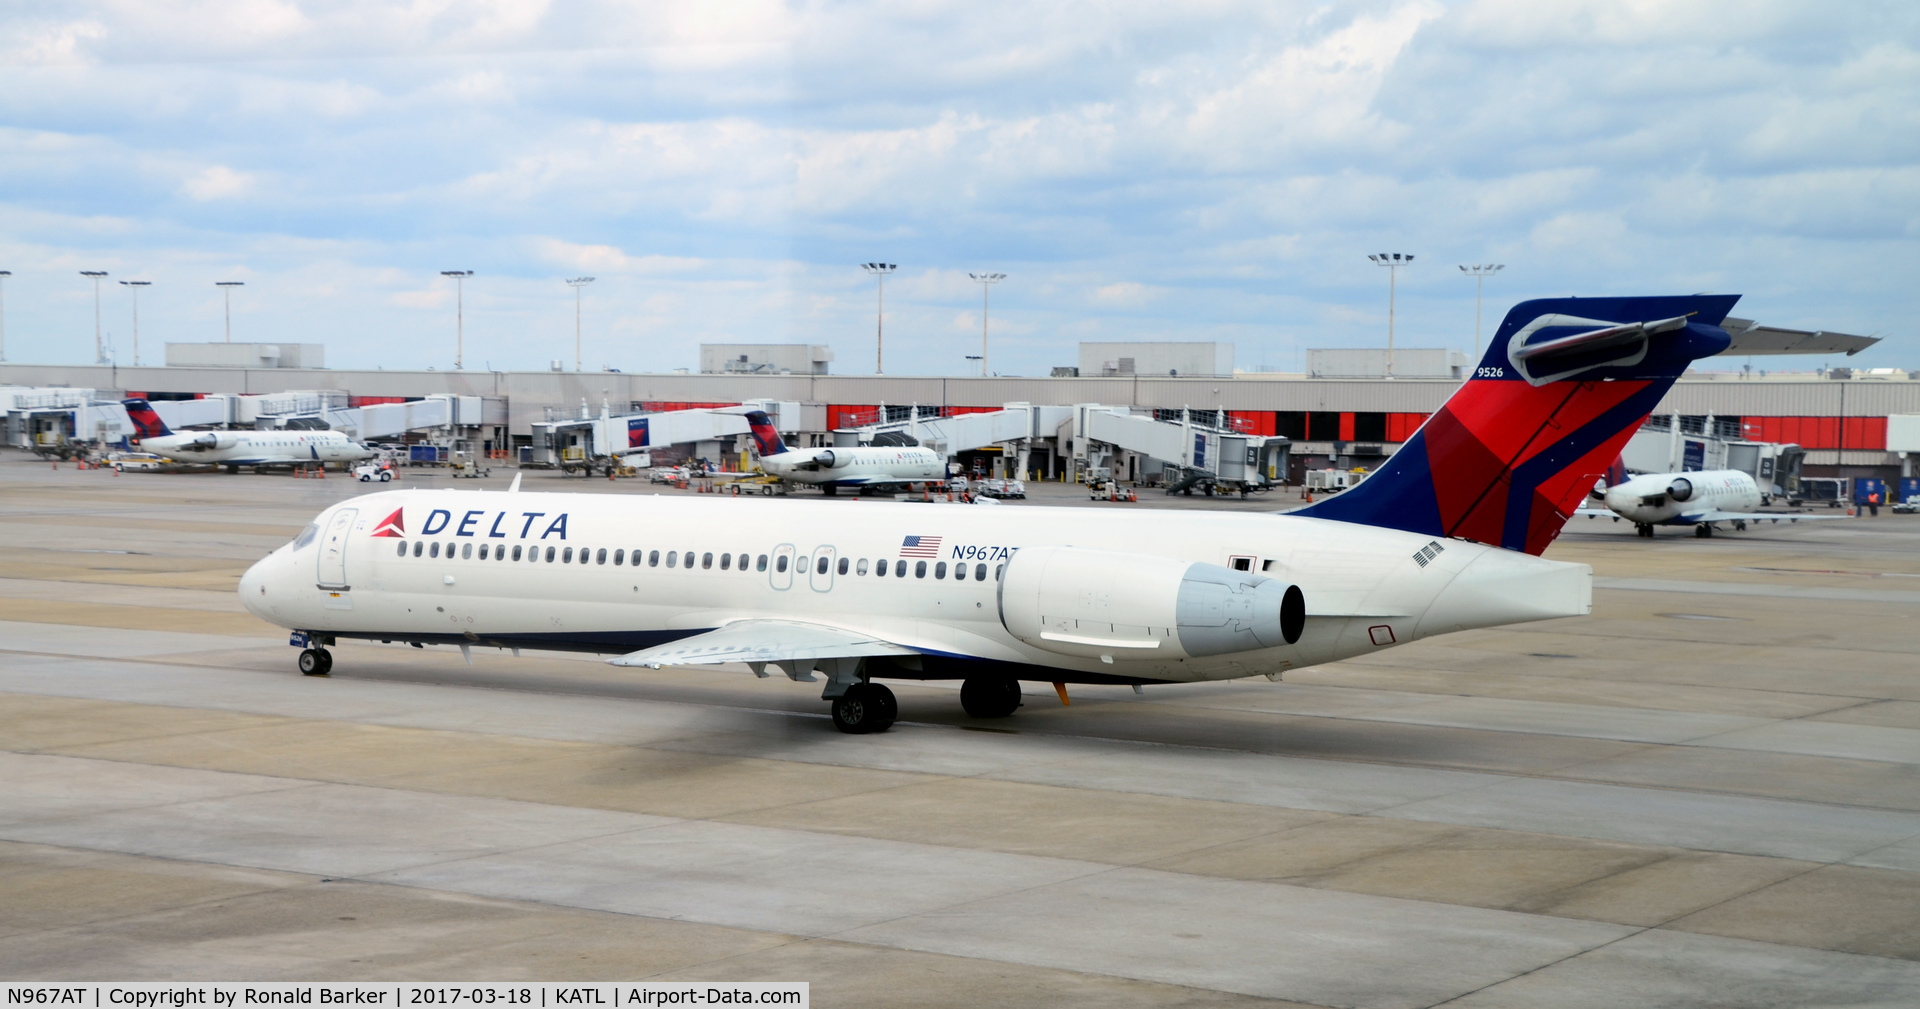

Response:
(189, 432), (238, 451)
(997, 545), (1304, 660)
(814, 449), (848, 468)
(1667, 477), (1694, 502)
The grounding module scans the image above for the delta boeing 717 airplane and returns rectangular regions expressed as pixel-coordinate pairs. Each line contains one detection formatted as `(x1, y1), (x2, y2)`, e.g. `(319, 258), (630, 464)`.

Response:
(241, 295), (1743, 733)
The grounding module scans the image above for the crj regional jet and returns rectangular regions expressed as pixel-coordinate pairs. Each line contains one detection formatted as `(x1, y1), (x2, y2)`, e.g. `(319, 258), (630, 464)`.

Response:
(244, 295), (1743, 733)
(1576, 462), (1845, 538)
(125, 399), (373, 472)
(745, 412), (946, 494)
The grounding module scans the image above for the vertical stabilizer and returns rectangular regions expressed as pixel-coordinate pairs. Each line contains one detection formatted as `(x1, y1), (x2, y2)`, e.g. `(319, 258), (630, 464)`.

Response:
(1296, 295), (1739, 554)
(121, 398), (173, 440)
(744, 411), (790, 457)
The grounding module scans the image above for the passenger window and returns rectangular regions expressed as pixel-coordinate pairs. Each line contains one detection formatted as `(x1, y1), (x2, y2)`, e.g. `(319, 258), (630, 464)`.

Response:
(563, 547), (574, 563)
(511, 545), (522, 561)
(413, 541), (423, 557)
(757, 554), (768, 572)
(649, 550), (660, 567)
(838, 557), (849, 575)
(776, 555), (788, 573)
(954, 562), (966, 581)
(702, 552), (713, 569)
(817, 556), (829, 575)
(915, 561), (927, 579)
(667, 551), (677, 568)
(896, 560), (907, 578)
(478, 544), (488, 560)
(496, 546), (506, 562)
(874, 559), (887, 577)
(1230, 557), (1252, 572)
(720, 553), (731, 571)
(614, 549), (624, 566)
(975, 563), (987, 581)
(856, 558), (868, 575)
(597, 548), (607, 565)
(935, 561), (947, 579)
(1262, 559), (1276, 572)
(430, 542), (440, 558)
(396, 541), (406, 557)
(545, 546), (556, 562)
(462, 543), (473, 560)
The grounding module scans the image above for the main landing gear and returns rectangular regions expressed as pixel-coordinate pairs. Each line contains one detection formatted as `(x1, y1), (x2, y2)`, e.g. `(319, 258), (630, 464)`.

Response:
(1693, 523), (1715, 539)
(960, 677), (1022, 719)
(1635, 523), (1654, 538)
(831, 682), (896, 733)
(298, 647), (333, 676)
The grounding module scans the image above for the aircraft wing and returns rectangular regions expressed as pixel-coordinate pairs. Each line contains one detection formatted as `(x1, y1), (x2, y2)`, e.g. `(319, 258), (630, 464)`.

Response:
(1683, 509), (1850, 524)
(606, 619), (920, 668)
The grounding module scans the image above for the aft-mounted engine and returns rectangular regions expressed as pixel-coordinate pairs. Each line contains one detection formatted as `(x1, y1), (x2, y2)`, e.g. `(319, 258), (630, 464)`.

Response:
(997, 545), (1304, 660)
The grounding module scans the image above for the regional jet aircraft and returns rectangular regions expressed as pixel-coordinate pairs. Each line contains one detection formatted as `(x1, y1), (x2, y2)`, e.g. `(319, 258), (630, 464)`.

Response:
(243, 295), (1746, 733)
(744, 412), (946, 494)
(1576, 464), (1846, 537)
(125, 399), (373, 472)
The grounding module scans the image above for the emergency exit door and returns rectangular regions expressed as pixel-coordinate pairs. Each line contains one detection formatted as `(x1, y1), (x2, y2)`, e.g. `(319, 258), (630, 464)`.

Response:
(317, 508), (357, 588)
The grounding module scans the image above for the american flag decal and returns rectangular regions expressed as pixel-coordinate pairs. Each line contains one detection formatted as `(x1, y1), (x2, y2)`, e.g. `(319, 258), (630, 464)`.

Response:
(900, 535), (942, 558)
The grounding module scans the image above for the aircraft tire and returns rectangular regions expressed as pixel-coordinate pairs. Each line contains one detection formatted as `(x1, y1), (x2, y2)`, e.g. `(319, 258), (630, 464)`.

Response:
(960, 677), (1021, 718)
(831, 683), (894, 734)
(822, 484), (837, 497)
(298, 648), (331, 676)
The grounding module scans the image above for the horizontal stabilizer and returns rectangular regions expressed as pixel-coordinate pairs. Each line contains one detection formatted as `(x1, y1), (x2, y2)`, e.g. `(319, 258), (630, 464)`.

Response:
(1718, 318), (1879, 357)
(607, 619), (918, 668)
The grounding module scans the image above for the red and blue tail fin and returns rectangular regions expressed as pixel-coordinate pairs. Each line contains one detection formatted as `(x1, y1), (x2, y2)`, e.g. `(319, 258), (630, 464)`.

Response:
(1296, 295), (1739, 554)
(744, 411), (789, 457)
(121, 398), (173, 440)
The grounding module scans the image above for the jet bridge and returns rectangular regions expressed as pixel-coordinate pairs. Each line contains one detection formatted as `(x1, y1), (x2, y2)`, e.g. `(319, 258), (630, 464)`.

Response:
(1078, 405), (1289, 496)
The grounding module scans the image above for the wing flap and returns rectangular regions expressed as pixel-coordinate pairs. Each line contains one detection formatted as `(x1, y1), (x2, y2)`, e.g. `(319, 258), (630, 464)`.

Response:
(607, 619), (919, 668)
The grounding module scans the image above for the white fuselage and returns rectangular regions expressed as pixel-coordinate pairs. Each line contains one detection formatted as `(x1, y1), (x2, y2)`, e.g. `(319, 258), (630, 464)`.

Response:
(760, 446), (945, 488)
(1602, 470), (1760, 525)
(143, 430), (372, 467)
(239, 489), (1591, 683)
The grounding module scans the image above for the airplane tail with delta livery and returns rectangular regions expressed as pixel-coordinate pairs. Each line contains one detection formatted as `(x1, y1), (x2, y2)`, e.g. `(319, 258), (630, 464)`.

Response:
(744, 411), (791, 457)
(1297, 295), (1739, 555)
(121, 398), (174, 440)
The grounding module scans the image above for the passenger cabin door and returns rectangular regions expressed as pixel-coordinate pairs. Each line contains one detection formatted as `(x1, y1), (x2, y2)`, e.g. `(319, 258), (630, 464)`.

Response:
(317, 508), (357, 588)
(810, 545), (837, 592)
(770, 544), (796, 590)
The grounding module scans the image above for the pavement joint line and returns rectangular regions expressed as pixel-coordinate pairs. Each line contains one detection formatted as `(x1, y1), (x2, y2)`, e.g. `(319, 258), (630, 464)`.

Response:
(1421, 923), (1661, 1009)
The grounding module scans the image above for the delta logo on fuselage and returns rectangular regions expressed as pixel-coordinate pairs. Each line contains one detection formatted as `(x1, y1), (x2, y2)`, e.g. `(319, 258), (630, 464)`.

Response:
(379, 507), (574, 541)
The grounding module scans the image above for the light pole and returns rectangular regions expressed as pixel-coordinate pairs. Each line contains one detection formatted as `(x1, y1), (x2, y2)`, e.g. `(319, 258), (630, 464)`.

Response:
(80, 272), (108, 364)
(215, 281), (244, 343)
(0, 270), (10, 363)
(441, 270), (473, 370)
(861, 263), (896, 374)
(1458, 263), (1504, 361)
(969, 272), (1005, 377)
(119, 280), (150, 366)
(566, 277), (595, 371)
(1366, 253), (1413, 375)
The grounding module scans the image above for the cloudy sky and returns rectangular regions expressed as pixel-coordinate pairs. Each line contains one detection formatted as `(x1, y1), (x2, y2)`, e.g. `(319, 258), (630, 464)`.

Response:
(2, 0), (1916, 376)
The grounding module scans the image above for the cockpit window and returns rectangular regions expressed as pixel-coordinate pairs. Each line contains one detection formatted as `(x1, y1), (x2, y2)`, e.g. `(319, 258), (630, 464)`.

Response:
(291, 523), (319, 551)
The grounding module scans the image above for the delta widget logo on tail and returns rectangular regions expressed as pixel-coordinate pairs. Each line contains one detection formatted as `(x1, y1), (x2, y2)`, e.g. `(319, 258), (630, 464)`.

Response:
(371, 508), (405, 538)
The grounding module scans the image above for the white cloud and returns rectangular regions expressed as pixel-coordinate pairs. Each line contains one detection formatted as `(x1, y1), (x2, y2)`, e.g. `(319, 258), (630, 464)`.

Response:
(180, 165), (255, 201)
(0, 1), (1916, 374)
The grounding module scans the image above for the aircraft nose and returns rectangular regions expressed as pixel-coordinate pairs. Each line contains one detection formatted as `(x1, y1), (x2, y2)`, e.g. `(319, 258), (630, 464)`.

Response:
(239, 556), (272, 619)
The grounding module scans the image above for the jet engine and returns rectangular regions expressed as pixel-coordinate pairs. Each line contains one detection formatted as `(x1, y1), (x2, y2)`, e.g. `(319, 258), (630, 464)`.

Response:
(1667, 477), (1694, 502)
(187, 432), (240, 451)
(997, 545), (1304, 660)
(813, 449), (849, 468)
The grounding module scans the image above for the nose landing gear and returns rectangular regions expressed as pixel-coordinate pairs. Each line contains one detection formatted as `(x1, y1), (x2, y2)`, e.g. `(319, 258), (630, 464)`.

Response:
(297, 647), (333, 676)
